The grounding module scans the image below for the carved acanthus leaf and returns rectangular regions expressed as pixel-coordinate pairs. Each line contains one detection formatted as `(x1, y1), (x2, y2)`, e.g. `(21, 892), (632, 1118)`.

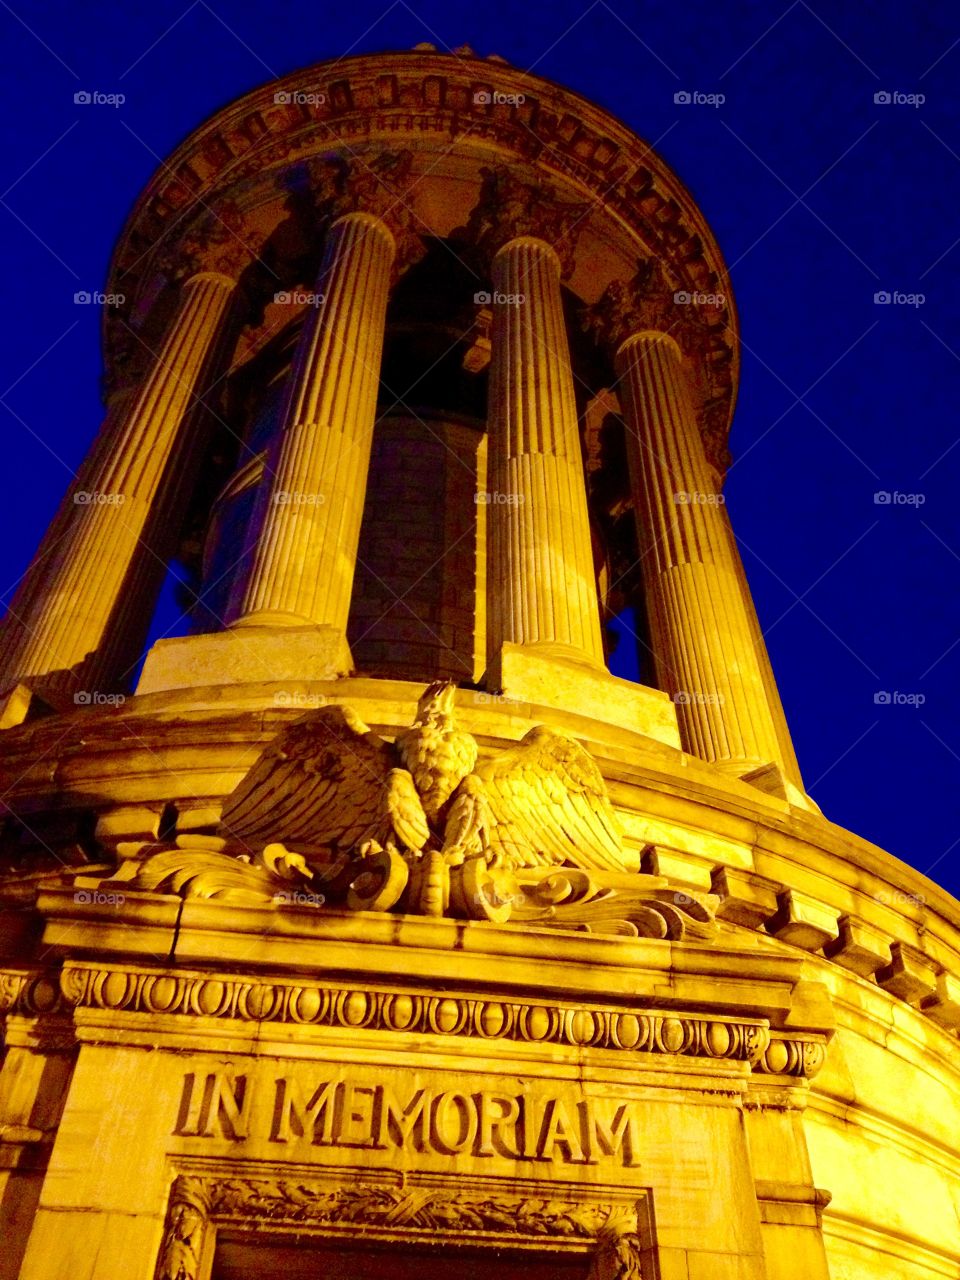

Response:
(159, 199), (268, 282)
(464, 164), (588, 276)
(330, 149), (427, 274)
(155, 1176), (211, 1280)
(584, 256), (694, 351)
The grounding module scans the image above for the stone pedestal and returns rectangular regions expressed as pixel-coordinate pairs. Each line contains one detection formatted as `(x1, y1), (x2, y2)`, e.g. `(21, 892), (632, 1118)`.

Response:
(135, 623), (353, 695)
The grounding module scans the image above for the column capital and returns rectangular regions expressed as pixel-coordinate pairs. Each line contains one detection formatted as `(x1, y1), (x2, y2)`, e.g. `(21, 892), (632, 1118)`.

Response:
(159, 197), (267, 284)
(464, 165), (587, 277)
(327, 208), (398, 256)
(321, 149), (425, 275)
(584, 256), (704, 355)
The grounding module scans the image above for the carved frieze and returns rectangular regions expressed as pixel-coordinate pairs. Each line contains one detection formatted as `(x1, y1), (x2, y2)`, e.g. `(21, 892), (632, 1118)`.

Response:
(156, 1169), (648, 1280)
(51, 961), (834, 1076)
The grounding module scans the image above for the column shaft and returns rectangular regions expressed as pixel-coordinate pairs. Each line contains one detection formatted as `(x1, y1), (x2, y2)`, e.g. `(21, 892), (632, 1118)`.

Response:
(486, 237), (604, 667)
(617, 330), (787, 773)
(231, 211), (395, 631)
(0, 272), (234, 693)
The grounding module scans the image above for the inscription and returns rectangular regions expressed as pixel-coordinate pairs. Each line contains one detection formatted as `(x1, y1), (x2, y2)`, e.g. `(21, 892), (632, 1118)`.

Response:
(174, 1071), (641, 1167)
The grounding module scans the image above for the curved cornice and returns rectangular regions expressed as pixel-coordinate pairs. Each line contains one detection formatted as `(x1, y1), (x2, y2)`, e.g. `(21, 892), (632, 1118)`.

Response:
(102, 49), (739, 464)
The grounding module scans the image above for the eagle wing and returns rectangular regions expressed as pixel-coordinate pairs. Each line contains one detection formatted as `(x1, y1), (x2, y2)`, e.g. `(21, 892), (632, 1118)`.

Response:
(220, 705), (395, 854)
(474, 726), (631, 872)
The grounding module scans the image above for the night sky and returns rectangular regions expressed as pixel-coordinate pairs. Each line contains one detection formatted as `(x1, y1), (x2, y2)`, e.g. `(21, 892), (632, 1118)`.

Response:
(1, 1), (958, 895)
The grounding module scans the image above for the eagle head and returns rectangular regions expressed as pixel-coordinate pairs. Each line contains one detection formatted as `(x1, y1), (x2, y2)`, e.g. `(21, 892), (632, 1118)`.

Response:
(415, 680), (456, 726)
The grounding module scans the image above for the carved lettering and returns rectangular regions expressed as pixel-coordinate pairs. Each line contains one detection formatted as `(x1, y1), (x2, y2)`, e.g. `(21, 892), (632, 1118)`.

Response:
(375, 1085), (429, 1149)
(476, 1091), (521, 1158)
(582, 1099), (641, 1166)
(337, 1083), (377, 1147)
(177, 1071), (643, 1167)
(175, 1071), (250, 1139)
(271, 1078), (336, 1143)
(537, 1098), (585, 1163)
(430, 1091), (478, 1155)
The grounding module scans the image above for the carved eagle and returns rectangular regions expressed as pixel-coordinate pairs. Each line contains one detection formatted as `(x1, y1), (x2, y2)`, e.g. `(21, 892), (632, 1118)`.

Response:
(220, 682), (632, 874)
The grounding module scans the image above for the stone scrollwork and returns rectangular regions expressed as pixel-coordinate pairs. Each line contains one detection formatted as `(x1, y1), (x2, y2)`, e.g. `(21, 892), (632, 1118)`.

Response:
(156, 1170), (648, 1278)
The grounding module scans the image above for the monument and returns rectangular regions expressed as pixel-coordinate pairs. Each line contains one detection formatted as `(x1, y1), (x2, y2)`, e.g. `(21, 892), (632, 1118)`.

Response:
(0, 45), (957, 1280)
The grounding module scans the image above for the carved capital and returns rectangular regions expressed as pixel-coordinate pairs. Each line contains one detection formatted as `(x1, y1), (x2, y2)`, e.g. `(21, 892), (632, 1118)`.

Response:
(327, 149), (426, 275)
(584, 256), (699, 352)
(464, 164), (587, 277)
(160, 199), (266, 283)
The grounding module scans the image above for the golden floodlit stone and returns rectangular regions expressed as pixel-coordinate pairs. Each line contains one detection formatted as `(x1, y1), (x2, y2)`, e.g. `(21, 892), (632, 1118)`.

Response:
(0, 45), (956, 1280)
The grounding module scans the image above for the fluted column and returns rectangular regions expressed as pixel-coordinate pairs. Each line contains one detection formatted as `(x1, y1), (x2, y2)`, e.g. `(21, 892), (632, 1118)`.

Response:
(0, 270), (235, 694)
(486, 237), (604, 668)
(229, 211), (395, 636)
(616, 327), (785, 773)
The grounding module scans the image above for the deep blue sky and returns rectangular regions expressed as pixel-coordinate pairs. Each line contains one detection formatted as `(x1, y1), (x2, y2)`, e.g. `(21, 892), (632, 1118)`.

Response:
(1, 1), (958, 894)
